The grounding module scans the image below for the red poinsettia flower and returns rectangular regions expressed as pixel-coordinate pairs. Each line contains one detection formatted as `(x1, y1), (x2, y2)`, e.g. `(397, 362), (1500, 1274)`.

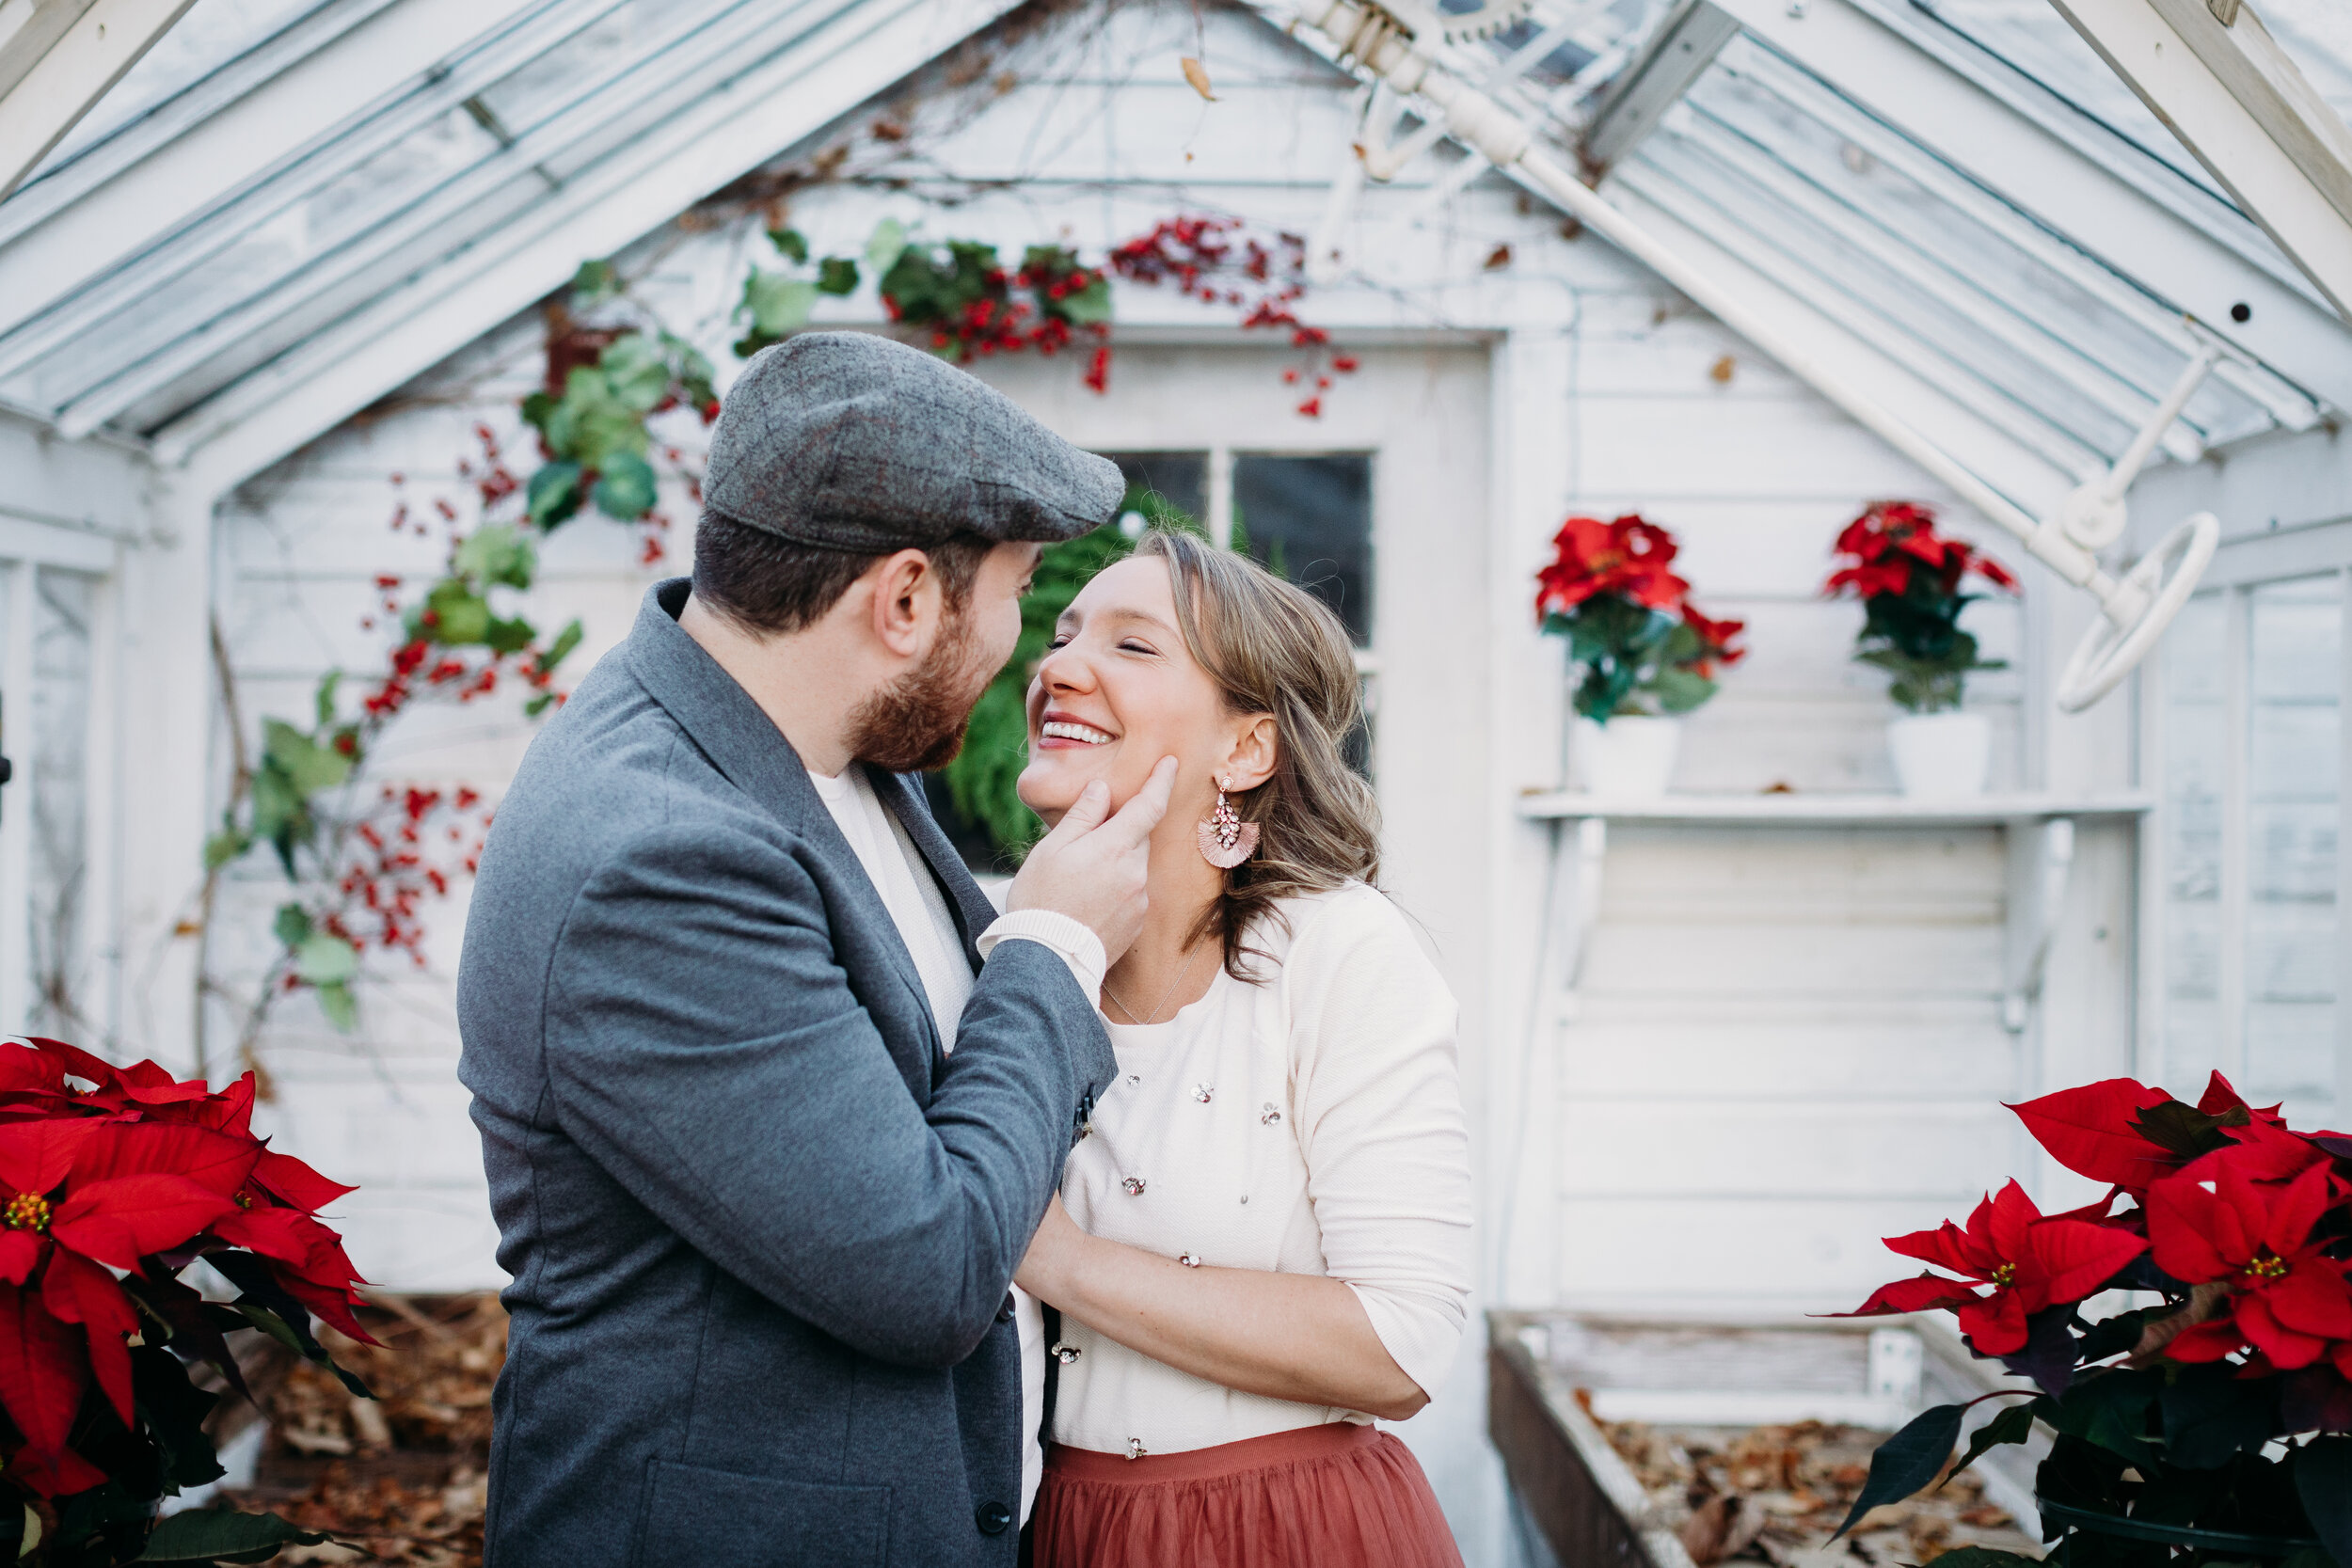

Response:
(1835, 1180), (2147, 1354)
(1534, 515), (1692, 618)
(1825, 501), (2016, 601)
(2011, 1071), (2328, 1198)
(0, 1118), (253, 1451)
(1683, 609), (1748, 671)
(2147, 1158), (2352, 1370)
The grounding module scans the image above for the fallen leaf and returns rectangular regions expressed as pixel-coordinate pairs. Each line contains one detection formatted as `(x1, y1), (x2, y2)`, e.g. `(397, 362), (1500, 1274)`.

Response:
(1181, 56), (1217, 101)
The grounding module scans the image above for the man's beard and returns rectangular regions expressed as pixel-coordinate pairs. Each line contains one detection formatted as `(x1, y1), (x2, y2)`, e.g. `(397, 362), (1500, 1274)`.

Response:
(846, 609), (990, 773)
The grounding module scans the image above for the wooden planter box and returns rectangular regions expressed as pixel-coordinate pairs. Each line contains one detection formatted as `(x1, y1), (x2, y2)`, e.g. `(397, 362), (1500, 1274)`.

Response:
(1487, 1310), (2047, 1568)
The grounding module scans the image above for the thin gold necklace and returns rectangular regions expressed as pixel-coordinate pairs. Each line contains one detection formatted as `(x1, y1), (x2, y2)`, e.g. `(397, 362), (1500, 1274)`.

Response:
(1103, 942), (1209, 1025)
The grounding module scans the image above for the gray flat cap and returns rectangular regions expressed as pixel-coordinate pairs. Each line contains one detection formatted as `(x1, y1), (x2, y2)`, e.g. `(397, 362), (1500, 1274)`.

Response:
(702, 331), (1124, 552)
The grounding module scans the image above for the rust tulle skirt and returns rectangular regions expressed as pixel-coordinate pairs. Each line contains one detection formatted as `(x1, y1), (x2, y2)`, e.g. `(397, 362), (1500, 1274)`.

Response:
(1030, 1420), (1464, 1568)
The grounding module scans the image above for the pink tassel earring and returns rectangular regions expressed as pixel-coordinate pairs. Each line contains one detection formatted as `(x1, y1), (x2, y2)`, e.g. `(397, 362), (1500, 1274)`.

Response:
(1197, 775), (1260, 869)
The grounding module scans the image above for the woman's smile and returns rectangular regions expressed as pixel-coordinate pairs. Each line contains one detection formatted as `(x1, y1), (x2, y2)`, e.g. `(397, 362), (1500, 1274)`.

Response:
(1038, 710), (1119, 749)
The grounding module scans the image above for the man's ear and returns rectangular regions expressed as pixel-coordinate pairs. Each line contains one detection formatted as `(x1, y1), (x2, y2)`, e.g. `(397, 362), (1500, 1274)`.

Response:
(865, 547), (943, 659)
(1221, 713), (1279, 793)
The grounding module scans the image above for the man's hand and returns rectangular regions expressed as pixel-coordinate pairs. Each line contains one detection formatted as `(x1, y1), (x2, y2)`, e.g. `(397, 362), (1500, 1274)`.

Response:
(1007, 756), (1176, 963)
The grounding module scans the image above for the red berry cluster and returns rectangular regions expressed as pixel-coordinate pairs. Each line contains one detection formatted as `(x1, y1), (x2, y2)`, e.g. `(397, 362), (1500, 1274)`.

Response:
(314, 784), (491, 971)
(1105, 215), (1359, 417)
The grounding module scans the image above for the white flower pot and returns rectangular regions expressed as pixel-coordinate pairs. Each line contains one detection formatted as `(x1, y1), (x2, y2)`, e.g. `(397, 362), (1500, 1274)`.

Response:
(1575, 716), (1683, 797)
(1888, 710), (1991, 798)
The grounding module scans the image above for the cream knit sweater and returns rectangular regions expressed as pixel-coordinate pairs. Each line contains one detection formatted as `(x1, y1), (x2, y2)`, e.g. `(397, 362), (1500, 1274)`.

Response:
(1052, 882), (1474, 1457)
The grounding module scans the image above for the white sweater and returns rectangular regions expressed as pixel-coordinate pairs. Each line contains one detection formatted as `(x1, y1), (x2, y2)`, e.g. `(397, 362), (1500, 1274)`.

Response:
(1052, 882), (1474, 1457)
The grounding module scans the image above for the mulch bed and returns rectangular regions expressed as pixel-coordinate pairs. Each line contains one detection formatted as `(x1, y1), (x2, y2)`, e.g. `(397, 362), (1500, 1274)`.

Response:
(1591, 1407), (2042, 1566)
(215, 1293), (503, 1567)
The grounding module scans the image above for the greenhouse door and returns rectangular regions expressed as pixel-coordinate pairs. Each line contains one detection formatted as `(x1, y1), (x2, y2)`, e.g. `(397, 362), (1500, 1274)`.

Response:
(2149, 523), (2352, 1132)
(0, 533), (117, 1040)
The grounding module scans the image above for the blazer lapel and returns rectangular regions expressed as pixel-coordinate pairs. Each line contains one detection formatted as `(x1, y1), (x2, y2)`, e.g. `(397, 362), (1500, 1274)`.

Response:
(869, 768), (996, 974)
(623, 580), (946, 1090)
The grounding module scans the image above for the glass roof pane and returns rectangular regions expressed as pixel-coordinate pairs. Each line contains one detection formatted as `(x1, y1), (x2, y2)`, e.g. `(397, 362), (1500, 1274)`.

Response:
(32, 0), (335, 173)
(1615, 35), (2290, 470)
(1913, 0), (2232, 204)
(2259, 0), (2352, 119)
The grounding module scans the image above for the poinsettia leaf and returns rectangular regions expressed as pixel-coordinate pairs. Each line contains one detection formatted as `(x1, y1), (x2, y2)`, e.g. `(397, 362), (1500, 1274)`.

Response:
(2161, 1361), (2278, 1468)
(134, 1508), (332, 1561)
(2131, 1099), (2235, 1157)
(2045, 1366), (2161, 1465)
(1917, 1549), (2040, 1568)
(1947, 1401), (2036, 1483)
(212, 1256), (373, 1399)
(1999, 1307), (2082, 1396)
(132, 1345), (223, 1490)
(2295, 1435), (2352, 1566)
(1830, 1402), (1963, 1540)
(2009, 1079), (2176, 1187)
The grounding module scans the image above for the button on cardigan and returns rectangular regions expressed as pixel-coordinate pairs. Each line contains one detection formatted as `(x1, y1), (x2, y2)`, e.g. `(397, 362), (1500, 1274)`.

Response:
(1052, 882), (1474, 1457)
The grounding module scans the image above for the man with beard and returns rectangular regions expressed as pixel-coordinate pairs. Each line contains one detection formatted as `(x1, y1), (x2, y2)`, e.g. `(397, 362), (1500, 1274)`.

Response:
(456, 333), (1172, 1568)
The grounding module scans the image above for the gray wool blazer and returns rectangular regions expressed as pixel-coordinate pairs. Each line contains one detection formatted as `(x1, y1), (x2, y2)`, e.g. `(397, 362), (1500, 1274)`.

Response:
(456, 579), (1116, 1568)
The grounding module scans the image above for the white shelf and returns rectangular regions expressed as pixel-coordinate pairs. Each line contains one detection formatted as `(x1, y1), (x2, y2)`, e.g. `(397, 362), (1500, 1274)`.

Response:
(1516, 791), (2155, 826)
(1520, 791), (2153, 1034)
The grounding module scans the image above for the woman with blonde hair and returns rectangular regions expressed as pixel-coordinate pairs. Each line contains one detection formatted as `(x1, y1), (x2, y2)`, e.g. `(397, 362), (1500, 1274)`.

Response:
(1014, 529), (1472, 1567)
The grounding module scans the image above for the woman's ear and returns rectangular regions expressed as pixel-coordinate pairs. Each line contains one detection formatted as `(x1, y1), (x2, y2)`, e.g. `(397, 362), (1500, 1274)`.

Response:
(1221, 713), (1279, 793)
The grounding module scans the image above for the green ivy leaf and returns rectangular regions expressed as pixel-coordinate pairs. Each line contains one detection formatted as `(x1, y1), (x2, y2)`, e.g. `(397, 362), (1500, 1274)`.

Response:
(554, 365), (652, 468)
(294, 933), (357, 987)
(528, 461), (584, 530)
(422, 581), (493, 645)
(593, 451), (660, 520)
(312, 670), (342, 729)
(246, 767), (309, 876)
(524, 691), (558, 719)
(453, 524), (537, 591)
(599, 333), (672, 413)
(865, 216), (908, 275)
(1831, 1402), (1964, 1540)
(738, 272), (818, 341)
(768, 227), (810, 263)
(314, 979), (358, 1033)
(1057, 273), (1112, 326)
(539, 618), (584, 673)
(567, 259), (620, 302)
(271, 904), (312, 950)
(135, 1509), (332, 1561)
(484, 616), (537, 656)
(202, 828), (250, 871)
(816, 256), (860, 296)
(262, 720), (351, 797)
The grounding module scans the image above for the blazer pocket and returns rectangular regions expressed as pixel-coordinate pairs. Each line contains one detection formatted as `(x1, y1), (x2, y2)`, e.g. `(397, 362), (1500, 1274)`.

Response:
(633, 1459), (890, 1566)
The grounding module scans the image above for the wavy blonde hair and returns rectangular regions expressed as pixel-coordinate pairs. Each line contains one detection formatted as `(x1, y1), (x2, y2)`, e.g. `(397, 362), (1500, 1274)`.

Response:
(1133, 530), (1381, 979)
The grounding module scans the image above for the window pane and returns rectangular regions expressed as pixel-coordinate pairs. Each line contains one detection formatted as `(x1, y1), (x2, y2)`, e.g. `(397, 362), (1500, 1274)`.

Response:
(1231, 453), (1374, 647)
(1101, 452), (1207, 530)
(2161, 593), (2225, 1094)
(2248, 576), (2339, 1122)
(26, 570), (96, 1037)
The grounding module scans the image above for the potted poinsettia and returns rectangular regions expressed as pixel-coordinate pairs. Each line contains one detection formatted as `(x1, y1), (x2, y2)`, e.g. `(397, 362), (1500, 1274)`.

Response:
(1827, 500), (2018, 798)
(1535, 513), (1745, 796)
(1832, 1071), (2351, 1564)
(0, 1035), (373, 1565)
